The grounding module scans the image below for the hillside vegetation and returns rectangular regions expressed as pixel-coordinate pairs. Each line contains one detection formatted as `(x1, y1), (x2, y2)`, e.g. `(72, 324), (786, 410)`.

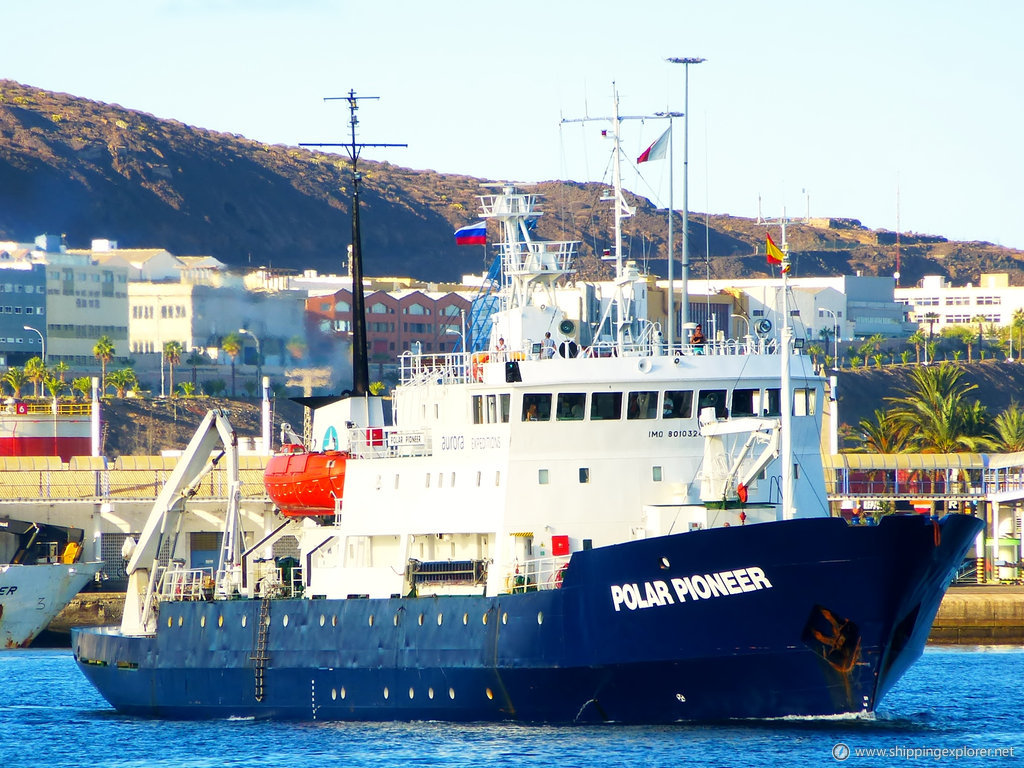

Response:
(3, 80), (1024, 284)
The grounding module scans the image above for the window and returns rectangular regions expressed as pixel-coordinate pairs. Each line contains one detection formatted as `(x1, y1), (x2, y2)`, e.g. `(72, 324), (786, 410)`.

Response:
(406, 303), (427, 315)
(579, 468), (590, 484)
(522, 394), (551, 421)
(334, 300), (351, 312)
(764, 388), (781, 416)
(627, 391), (658, 420)
(663, 390), (693, 419)
(731, 388), (759, 417)
(697, 389), (727, 419)
(591, 392), (622, 421)
(793, 388), (816, 416)
(556, 393), (586, 421)
(370, 303), (389, 314)
(499, 394), (510, 423)
(472, 395), (484, 425)
(538, 469), (549, 485)
(652, 466), (663, 482)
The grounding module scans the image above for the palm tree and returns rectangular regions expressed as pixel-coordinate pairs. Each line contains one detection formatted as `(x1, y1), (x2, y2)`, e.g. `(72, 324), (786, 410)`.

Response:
(93, 335), (115, 394)
(44, 374), (65, 399)
(1012, 309), (1024, 362)
(24, 356), (46, 398)
(164, 341), (183, 398)
(886, 363), (992, 453)
(72, 376), (92, 400)
(3, 367), (26, 398)
(907, 330), (927, 364)
(185, 350), (204, 387)
(107, 367), (138, 397)
(221, 333), (242, 397)
(53, 361), (70, 384)
(806, 343), (824, 371)
(992, 402), (1024, 452)
(849, 409), (910, 453)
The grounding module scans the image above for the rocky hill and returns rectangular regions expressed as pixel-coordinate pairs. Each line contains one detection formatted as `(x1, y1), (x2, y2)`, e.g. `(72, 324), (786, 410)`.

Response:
(3, 80), (1024, 285)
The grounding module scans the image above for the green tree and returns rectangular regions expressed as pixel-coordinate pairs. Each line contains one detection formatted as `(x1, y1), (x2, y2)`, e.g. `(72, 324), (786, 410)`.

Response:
(108, 367), (138, 397)
(806, 343), (824, 371)
(3, 366), (26, 398)
(907, 330), (927, 364)
(44, 374), (65, 399)
(992, 401), (1024, 452)
(185, 350), (204, 386)
(1012, 309), (1024, 362)
(93, 335), (115, 394)
(221, 333), (242, 397)
(53, 360), (70, 383)
(24, 356), (46, 397)
(164, 341), (183, 398)
(886, 363), (993, 453)
(204, 378), (227, 396)
(178, 381), (197, 397)
(72, 376), (92, 400)
(849, 409), (910, 453)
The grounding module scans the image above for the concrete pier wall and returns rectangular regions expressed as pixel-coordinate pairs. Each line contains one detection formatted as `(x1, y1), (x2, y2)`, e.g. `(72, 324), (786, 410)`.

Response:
(930, 586), (1024, 645)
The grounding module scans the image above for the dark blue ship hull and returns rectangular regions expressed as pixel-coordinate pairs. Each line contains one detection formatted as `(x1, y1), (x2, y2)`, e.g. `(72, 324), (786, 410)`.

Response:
(73, 514), (981, 723)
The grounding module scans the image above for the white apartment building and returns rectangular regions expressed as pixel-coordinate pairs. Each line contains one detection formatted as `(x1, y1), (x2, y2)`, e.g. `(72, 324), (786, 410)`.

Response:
(895, 273), (1024, 332)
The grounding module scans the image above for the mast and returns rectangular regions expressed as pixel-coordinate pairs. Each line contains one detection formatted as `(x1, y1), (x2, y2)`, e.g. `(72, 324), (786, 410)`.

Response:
(778, 220), (795, 520)
(302, 90), (406, 395)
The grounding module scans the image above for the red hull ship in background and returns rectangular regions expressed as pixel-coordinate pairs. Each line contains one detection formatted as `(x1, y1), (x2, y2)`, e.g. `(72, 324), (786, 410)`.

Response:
(0, 399), (93, 461)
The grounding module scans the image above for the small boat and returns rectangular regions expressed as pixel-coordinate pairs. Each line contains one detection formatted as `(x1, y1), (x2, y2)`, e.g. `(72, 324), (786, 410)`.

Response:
(72, 91), (981, 722)
(0, 517), (103, 648)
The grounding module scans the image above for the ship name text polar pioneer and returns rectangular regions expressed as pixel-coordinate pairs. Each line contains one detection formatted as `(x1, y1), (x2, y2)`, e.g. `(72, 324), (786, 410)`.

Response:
(610, 566), (773, 612)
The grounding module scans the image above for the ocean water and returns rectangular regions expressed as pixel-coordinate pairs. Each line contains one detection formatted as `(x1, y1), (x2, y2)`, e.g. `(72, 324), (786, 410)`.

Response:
(0, 647), (1020, 768)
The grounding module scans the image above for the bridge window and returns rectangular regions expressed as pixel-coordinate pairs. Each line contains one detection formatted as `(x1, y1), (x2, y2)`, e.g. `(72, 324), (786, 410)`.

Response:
(556, 393), (586, 421)
(663, 390), (693, 419)
(732, 388), (759, 417)
(522, 394), (551, 421)
(697, 389), (727, 419)
(627, 391), (658, 420)
(793, 388), (816, 416)
(591, 392), (622, 421)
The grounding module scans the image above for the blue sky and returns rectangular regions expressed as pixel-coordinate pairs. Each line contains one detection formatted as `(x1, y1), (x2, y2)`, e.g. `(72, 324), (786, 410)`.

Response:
(3, 0), (1022, 251)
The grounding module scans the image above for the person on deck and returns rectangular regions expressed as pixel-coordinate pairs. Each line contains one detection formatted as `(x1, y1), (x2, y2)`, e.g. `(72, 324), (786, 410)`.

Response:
(690, 324), (706, 349)
(542, 332), (556, 359)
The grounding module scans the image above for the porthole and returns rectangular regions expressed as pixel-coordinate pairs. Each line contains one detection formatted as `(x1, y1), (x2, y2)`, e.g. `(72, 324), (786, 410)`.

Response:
(218, 615), (224, 628)
(428, 687), (435, 700)
(449, 687), (456, 700)
(537, 611), (544, 625)
(409, 687), (415, 699)
(200, 616), (206, 628)
(320, 614), (325, 627)
(437, 613), (443, 626)
(178, 616), (183, 627)
(482, 613), (489, 626)
(332, 688), (337, 701)
(502, 612), (508, 625)
(340, 686), (347, 700)
(368, 614), (375, 627)
(486, 688), (494, 700)
(242, 615), (248, 628)
(332, 615), (337, 627)
(383, 686), (390, 700)
(394, 612), (400, 626)
(660, 556), (671, 569)
(418, 613), (424, 626)
(462, 613), (469, 625)
(282, 614), (289, 627)
(167, 616), (172, 628)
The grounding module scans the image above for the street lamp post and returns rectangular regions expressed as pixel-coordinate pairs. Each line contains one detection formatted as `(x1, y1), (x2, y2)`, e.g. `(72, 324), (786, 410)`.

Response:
(238, 328), (262, 390)
(821, 308), (840, 370)
(23, 325), (44, 365)
(667, 56), (705, 329)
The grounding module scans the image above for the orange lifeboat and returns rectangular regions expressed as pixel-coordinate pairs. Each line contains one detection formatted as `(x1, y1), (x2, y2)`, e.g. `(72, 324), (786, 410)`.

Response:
(263, 445), (348, 517)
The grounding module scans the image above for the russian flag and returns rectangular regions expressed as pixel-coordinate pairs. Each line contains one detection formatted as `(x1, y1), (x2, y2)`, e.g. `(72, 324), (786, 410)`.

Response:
(455, 221), (487, 246)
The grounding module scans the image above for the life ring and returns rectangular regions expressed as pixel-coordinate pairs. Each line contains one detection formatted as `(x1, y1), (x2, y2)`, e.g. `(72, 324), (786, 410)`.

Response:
(471, 352), (489, 382)
(553, 563), (568, 589)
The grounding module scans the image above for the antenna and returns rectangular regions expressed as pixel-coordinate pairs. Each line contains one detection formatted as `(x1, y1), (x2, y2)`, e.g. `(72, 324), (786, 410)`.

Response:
(301, 90), (407, 396)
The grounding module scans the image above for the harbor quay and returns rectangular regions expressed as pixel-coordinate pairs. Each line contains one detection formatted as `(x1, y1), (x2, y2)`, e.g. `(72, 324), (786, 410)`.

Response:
(2, 453), (1022, 645)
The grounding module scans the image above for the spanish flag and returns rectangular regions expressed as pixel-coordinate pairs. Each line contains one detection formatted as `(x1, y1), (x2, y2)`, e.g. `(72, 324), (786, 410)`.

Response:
(766, 233), (786, 265)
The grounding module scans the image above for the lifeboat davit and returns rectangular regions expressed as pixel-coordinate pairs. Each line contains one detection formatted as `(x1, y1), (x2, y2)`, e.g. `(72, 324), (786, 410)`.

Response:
(263, 445), (348, 517)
